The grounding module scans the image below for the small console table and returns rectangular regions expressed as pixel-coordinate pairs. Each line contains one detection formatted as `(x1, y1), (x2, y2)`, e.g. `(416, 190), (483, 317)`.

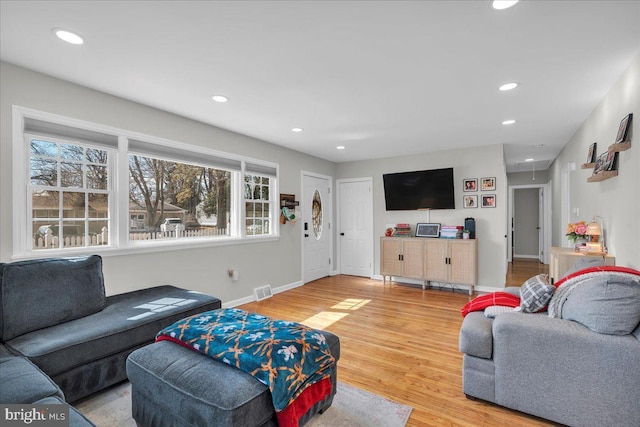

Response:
(549, 246), (615, 284)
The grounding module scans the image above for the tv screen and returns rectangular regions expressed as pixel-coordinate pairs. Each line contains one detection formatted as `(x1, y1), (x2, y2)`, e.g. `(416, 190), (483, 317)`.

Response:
(383, 168), (455, 210)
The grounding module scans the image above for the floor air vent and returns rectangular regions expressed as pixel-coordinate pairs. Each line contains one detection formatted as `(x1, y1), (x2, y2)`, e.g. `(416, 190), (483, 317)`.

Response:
(254, 285), (273, 301)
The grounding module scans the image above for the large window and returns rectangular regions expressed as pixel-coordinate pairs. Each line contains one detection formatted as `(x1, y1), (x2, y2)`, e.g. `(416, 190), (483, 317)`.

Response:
(15, 109), (279, 257)
(28, 135), (111, 251)
(128, 154), (231, 241)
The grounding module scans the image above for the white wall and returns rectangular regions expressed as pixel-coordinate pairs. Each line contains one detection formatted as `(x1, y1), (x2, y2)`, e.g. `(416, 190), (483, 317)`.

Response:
(336, 144), (508, 290)
(0, 62), (336, 303)
(549, 54), (640, 269)
(507, 170), (549, 186)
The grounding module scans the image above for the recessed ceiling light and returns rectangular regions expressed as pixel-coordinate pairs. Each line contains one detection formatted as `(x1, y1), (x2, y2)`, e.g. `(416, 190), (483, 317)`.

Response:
(492, 0), (520, 10)
(525, 158), (534, 162)
(502, 119), (516, 125)
(52, 28), (84, 45)
(498, 82), (519, 91)
(291, 127), (303, 133)
(336, 146), (346, 150)
(212, 95), (228, 103)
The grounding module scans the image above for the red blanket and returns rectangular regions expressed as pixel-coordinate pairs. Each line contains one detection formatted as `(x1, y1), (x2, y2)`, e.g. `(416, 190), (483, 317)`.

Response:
(461, 292), (521, 317)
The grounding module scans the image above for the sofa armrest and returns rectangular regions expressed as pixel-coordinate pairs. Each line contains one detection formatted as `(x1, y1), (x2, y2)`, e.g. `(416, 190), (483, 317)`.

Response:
(492, 313), (640, 427)
(459, 312), (493, 359)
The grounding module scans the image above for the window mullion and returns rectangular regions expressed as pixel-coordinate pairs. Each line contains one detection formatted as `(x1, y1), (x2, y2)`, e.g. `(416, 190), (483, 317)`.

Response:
(116, 136), (130, 247)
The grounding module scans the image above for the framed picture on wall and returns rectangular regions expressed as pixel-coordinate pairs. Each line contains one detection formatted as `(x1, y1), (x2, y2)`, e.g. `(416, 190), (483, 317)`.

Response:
(586, 142), (597, 163)
(481, 177), (496, 191)
(463, 195), (478, 208)
(481, 194), (496, 208)
(604, 151), (619, 171)
(593, 152), (608, 174)
(615, 113), (632, 143)
(463, 178), (477, 192)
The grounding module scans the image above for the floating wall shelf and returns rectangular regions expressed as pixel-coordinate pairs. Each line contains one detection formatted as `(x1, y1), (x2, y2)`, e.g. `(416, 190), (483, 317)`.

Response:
(608, 141), (631, 152)
(588, 170), (618, 182)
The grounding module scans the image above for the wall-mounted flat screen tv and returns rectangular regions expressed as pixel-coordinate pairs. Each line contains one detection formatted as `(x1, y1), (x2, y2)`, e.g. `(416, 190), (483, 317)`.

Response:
(383, 167), (455, 210)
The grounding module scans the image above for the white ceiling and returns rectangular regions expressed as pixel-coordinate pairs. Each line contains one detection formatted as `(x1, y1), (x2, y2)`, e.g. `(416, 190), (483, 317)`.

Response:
(1, 1), (639, 171)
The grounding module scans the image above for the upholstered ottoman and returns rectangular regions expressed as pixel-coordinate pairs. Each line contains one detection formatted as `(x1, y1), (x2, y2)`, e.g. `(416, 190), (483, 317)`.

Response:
(126, 332), (340, 427)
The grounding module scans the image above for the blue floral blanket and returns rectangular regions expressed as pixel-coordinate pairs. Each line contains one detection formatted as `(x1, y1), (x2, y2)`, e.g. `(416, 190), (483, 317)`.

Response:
(156, 308), (335, 426)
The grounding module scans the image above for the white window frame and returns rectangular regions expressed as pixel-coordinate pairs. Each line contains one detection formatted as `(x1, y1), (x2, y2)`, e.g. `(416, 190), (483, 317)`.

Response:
(243, 171), (275, 238)
(26, 132), (114, 252)
(12, 106), (280, 259)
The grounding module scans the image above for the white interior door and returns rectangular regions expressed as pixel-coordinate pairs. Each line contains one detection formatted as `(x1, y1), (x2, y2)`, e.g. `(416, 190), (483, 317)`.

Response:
(338, 178), (373, 277)
(303, 173), (331, 283)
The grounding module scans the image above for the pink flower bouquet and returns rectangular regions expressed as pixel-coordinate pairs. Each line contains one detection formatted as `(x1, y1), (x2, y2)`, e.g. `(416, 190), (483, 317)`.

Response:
(566, 221), (588, 243)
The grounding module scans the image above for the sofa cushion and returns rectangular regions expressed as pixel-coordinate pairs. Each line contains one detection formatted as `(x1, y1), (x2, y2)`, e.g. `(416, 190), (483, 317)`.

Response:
(517, 274), (554, 313)
(5, 285), (221, 377)
(0, 355), (64, 403)
(0, 256), (105, 341)
(561, 272), (640, 335)
(0, 343), (15, 362)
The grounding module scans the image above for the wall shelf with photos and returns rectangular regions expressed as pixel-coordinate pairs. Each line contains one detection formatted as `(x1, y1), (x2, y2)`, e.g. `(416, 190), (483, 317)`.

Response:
(587, 170), (618, 182)
(585, 113), (632, 183)
(608, 140), (631, 152)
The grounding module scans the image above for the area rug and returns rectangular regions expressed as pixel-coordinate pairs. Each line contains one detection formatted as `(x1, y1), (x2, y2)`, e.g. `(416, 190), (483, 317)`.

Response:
(75, 380), (412, 427)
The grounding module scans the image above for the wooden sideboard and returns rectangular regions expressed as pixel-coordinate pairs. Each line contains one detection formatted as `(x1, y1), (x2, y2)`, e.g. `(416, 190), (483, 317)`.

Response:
(380, 237), (477, 295)
(549, 246), (615, 284)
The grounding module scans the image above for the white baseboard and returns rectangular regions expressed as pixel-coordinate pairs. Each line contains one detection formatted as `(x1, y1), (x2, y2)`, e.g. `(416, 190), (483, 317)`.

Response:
(273, 280), (304, 294)
(474, 285), (509, 293)
(222, 280), (304, 308)
(513, 254), (539, 259)
(222, 296), (254, 308)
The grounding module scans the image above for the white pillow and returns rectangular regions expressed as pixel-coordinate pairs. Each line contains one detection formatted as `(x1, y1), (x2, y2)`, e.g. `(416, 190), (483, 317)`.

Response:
(484, 305), (517, 318)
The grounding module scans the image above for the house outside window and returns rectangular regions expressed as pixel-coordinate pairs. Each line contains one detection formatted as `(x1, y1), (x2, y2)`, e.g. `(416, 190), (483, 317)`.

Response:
(28, 136), (111, 250)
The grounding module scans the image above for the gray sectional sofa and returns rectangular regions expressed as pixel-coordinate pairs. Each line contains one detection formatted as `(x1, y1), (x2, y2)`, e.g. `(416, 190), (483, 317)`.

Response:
(0, 255), (221, 423)
(459, 260), (640, 427)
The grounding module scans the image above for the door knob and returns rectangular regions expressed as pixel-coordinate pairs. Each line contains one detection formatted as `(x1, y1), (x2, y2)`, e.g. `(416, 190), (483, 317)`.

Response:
(304, 234), (309, 238)
(340, 233), (345, 236)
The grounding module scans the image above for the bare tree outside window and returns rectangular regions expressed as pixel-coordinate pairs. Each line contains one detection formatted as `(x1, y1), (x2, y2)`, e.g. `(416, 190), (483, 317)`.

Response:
(29, 138), (110, 250)
(128, 154), (231, 240)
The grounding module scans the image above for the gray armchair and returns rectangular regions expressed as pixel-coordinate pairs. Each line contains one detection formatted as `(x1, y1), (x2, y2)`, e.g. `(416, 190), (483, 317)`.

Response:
(459, 263), (640, 427)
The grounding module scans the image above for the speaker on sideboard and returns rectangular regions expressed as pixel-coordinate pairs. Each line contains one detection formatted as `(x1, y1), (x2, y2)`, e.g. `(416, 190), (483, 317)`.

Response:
(464, 217), (476, 239)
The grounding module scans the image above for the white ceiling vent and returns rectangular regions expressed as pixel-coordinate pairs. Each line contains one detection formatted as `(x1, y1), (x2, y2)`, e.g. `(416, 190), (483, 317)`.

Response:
(254, 285), (273, 301)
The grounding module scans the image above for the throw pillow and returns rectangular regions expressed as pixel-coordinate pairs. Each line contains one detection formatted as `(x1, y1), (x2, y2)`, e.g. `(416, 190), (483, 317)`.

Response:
(519, 274), (554, 313)
(561, 270), (640, 335)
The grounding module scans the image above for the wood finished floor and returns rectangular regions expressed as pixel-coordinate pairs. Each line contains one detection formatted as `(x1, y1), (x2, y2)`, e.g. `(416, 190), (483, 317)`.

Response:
(240, 258), (554, 427)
